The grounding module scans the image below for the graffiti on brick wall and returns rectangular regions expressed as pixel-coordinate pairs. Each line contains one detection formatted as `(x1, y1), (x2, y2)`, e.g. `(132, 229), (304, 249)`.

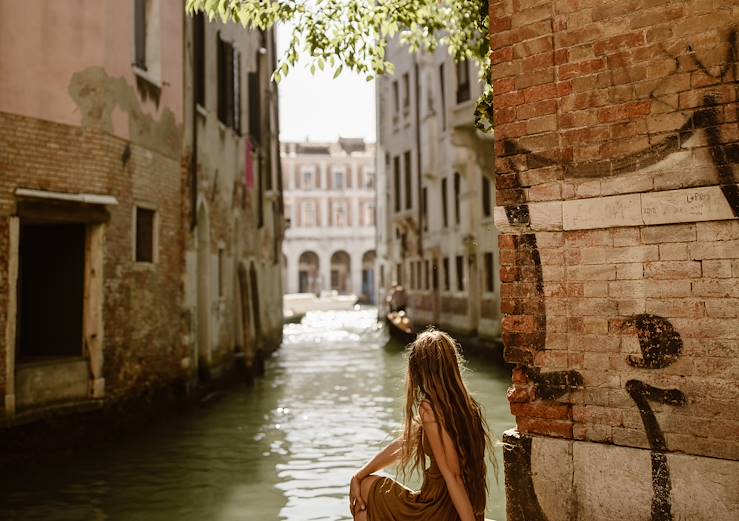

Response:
(501, 27), (738, 215)
(624, 314), (688, 521)
(497, 27), (739, 521)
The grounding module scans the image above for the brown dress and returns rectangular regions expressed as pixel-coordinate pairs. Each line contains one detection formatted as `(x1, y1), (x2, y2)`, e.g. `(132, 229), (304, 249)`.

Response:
(365, 433), (459, 521)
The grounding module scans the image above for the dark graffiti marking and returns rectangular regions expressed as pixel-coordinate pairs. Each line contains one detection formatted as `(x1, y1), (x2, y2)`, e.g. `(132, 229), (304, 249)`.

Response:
(503, 430), (550, 521)
(625, 314), (682, 369)
(524, 367), (584, 401)
(499, 27), (739, 216)
(625, 380), (687, 521)
(623, 313), (687, 521)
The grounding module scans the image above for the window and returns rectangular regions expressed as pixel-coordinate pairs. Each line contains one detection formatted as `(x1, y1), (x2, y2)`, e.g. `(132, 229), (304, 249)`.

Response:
(422, 187), (428, 232)
(217, 33), (241, 131)
(456, 255), (465, 291)
(392, 81), (400, 113)
(456, 60), (471, 104)
(380, 265), (385, 287)
(432, 260), (439, 290)
(134, 0), (147, 69)
(484, 252), (495, 293)
(194, 11), (205, 107)
(365, 171), (375, 189)
(439, 63), (447, 130)
(134, 0), (161, 80)
(454, 172), (461, 225)
(332, 200), (349, 226)
(402, 72), (410, 109)
(302, 201), (317, 226)
(334, 170), (345, 189)
(441, 177), (448, 227)
(410, 261), (416, 290)
(443, 257), (450, 291)
(482, 175), (492, 218)
(303, 170), (314, 188)
(393, 156), (401, 212)
(135, 207), (156, 263)
(404, 151), (412, 210)
(424, 259), (430, 290)
(365, 203), (376, 226)
(396, 263), (403, 286)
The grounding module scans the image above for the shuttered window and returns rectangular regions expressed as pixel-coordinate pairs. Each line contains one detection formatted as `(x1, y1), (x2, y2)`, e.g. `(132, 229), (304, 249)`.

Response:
(134, 0), (147, 69)
(194, 11), (205, 106)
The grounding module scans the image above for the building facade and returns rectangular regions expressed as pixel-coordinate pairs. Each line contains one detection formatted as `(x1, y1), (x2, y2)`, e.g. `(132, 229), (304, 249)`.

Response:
(0, 0), (282, 423)
(183, 10), (284, 380)
(491, 0), (739, 518)
(281, 139), (377, 302)
(375, 39), (501, 341)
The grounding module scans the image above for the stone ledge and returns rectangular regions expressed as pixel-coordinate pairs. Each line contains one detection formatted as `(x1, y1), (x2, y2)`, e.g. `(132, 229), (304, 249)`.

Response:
(494, 185), (738, 233)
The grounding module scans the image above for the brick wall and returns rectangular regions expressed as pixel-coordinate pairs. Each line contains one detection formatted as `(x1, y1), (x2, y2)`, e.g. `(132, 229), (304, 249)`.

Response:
(491, 0), (738, 518)
(0, 111), (186, 404)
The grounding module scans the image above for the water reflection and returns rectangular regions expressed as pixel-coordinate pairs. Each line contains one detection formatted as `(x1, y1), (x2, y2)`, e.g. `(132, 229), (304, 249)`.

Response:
(0, 308), (514, 521)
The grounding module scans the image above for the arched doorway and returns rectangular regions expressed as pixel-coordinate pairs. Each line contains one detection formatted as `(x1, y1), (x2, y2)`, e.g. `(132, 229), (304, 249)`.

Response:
(361, 250), (376, 304)
(249, 262), (264, 376)
(237, 262), (255, 383)
(298, 250), (320, 294)
(196, 202), (211, 376)
(330, 250), (351, 294)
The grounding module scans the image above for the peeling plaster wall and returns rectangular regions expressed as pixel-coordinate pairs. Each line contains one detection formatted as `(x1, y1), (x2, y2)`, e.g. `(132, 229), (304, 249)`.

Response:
(0, 0), (183, 137)
(181, 14), (284, 378)
(0, 0), (186, 410)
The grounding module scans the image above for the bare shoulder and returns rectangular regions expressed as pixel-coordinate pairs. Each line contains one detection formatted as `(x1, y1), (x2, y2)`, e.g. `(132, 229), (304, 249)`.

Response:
(419, 400), (437, 423)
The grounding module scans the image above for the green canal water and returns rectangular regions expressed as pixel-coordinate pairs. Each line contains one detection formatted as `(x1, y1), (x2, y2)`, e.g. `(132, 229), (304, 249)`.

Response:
(0, 308), (515, 520)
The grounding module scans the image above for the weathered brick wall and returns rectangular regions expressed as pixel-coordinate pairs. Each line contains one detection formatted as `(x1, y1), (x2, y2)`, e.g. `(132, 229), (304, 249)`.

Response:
(491, 0), (738, 518)
(0, 111), (186, 403)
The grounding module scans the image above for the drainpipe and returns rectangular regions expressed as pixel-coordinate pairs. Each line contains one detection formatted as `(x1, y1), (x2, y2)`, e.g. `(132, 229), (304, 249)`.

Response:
(414, 58), (423, 255)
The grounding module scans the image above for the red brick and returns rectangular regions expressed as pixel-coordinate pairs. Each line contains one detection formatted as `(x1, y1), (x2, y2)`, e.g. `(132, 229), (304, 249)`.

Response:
(511, 401), (571, 420)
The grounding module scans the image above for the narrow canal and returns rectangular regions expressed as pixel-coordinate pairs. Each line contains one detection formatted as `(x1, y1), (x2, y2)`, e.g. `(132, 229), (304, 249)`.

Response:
(0, 309), (515, 521)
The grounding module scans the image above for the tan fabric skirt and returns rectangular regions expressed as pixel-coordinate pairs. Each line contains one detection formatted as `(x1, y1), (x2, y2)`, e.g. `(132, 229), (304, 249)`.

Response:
(365, 472), (459, 521)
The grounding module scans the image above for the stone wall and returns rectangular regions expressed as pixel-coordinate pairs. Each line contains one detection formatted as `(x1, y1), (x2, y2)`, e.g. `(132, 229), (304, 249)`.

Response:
(490, 0), (738, 519)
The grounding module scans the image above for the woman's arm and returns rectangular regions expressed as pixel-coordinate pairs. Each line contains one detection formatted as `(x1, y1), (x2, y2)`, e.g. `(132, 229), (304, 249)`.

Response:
(420, 401), (477, 521)
(354, 437), (403, 481)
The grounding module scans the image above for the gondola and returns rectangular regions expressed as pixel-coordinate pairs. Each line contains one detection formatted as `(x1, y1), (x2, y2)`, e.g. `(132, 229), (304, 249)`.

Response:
(385, 310), (416, 346)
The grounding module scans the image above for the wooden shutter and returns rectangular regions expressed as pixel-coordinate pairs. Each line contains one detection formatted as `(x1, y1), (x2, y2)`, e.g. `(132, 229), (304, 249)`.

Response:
(233, 48), (241, 133)
(134, 0), (147, 69)
(194, 11), (205, 106)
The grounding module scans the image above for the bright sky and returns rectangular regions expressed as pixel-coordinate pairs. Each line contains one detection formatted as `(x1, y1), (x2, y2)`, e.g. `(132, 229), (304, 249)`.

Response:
(276, 25), (376, 143)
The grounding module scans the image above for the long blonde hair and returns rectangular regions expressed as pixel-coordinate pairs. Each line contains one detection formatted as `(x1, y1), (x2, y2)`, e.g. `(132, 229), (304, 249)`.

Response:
(398, 329), (494, 519)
